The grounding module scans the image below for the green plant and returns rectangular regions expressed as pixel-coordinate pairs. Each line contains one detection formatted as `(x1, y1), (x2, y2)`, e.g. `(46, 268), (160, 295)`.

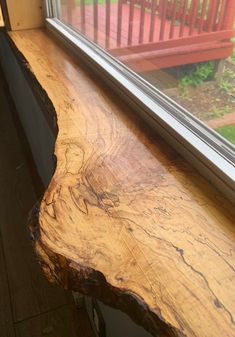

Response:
(231, 37), (235, 61)
(232, 47), (235, 61)
(223, 69), (235, 79)
(206, 105), (232, 119)
(219, 80), (233, 93)
(179, 61), (215, 94)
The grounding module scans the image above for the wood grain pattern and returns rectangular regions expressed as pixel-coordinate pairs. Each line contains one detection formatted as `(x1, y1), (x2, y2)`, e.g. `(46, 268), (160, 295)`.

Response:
(8, 29), (235, 337)
(6, 0), (43, 30)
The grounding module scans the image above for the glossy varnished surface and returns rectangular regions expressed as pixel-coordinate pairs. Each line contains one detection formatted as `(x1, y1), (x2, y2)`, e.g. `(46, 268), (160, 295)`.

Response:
(9, 29), (235, 337)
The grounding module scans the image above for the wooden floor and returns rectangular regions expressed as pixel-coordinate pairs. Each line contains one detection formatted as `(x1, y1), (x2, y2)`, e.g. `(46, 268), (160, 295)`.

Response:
(61, 4), (198, 49)
(0, 67), (94, 337)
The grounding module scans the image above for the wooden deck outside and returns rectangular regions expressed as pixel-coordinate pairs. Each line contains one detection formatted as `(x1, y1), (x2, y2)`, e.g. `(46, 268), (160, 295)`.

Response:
(60, 0), (235, 71)
(63, 3), (199, 49)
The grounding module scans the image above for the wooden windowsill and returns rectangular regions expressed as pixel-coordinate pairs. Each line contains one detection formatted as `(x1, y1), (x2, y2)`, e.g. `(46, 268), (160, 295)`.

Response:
(7, 29), (235, 337)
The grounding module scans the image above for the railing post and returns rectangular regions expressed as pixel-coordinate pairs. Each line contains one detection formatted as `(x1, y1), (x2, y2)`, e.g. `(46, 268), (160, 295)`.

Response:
(80, 0), (85, 34)
(105, 0), (111, 48)
(93, 0), (98, 43)
(222, 0), (235, 30)
(117, 0), (123, 47)
(206, 0), (220, 32)
(68, 0), (75, 24)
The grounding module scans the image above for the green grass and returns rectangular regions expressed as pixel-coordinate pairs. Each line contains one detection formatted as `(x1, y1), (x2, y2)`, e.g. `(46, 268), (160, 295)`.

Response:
(216, 125), (235, 145)
(232, 47), (235, 62)
(232, 23), (235, 61)
(231, 36), (235, 61)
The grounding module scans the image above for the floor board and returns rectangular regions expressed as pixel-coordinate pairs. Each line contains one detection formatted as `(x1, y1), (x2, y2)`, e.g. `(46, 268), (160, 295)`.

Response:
(0, 233), (13, 329)
(0, 68), (71, 322)
(0, 67), (94, 337)
(0, 325), (15, 337)
(15, 305), (94, 337)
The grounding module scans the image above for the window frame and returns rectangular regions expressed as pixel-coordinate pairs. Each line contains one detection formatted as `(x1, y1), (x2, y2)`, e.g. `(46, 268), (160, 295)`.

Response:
(44, 0), (235, 204)
(0, 0), (11, 30)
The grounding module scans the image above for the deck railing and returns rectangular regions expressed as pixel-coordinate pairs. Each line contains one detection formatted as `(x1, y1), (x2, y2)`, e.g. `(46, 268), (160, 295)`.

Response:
(66, 0), (235, 49)
(130, 0), (235, 38)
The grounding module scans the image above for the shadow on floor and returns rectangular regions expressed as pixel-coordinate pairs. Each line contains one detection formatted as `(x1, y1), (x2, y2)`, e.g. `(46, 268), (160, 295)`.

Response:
(0, 66), (94, 337)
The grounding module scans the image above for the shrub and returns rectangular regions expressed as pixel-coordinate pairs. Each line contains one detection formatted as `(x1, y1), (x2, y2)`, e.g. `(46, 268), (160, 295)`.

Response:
(179, 61), (215, 93)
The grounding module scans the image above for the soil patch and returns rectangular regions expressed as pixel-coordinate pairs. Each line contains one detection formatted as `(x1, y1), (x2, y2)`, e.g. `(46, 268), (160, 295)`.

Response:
(164, 60), (235, 123)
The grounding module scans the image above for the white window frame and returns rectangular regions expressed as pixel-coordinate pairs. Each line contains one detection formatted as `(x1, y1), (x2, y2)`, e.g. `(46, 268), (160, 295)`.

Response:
(44, 0), (235, 204)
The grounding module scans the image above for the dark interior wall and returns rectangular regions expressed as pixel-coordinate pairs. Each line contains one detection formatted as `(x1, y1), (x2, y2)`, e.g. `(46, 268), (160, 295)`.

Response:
(0, 32), (54, 187)
(85, 297), (153, 337)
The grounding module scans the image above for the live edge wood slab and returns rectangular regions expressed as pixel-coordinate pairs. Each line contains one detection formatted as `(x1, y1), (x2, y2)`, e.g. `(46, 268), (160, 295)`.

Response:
(8, 29), (235, 337)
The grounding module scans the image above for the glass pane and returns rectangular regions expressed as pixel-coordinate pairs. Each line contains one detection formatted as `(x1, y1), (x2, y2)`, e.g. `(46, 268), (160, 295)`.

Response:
(56, 0), (235, 146)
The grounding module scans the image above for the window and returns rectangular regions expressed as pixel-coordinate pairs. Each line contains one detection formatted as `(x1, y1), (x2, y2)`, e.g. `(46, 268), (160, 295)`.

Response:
(45, 0), (235, 201)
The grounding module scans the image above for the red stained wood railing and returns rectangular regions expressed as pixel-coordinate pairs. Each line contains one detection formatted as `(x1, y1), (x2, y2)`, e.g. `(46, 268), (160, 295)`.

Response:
(71, 0), (235, 54)
(110, 29), (235, 56)
(179, 0), (189, 37)
(105, 0), (111, 48)
(175, 0), (184, 19)
(117, 0), (123, 46)
(80, 0), (86, 33)
(93, 0), (98, 42)
(149, 0), (158, 42)
(67, 0), (75, 24)
(207, 0), (220, 32)
(169, 0), (177, 39)
(159, 0), (167, 40)
(217, 0), (227, 31)
(189, 0), (200, 35)
(197, 0), (208, 34)
(128, 0), (135, 45)
(139, 0), (146, 43)
(222, 0), (235, 30)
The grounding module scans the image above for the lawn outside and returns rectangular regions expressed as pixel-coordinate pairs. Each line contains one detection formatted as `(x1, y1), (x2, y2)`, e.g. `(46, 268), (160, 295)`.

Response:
(216, 125), (235, 144)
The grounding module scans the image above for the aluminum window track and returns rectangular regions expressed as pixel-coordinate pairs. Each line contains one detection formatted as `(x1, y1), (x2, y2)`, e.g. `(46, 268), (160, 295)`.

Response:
(45, 16), (235, 204)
